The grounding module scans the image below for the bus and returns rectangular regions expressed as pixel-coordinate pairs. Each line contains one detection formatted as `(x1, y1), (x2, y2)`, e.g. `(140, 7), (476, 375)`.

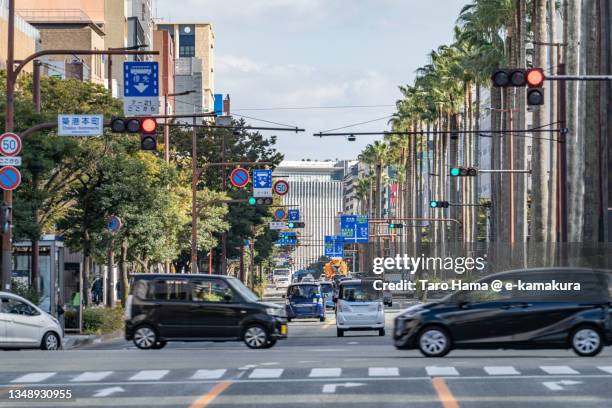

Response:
(272, 268), (291, 283)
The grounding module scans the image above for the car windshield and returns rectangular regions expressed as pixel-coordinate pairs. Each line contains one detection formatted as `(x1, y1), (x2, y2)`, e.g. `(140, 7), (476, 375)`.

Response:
(288, 285), (319, 299)
(340, 283), (380, 302)
(320, 284), (333, 294)
(227, 278), (259, 302)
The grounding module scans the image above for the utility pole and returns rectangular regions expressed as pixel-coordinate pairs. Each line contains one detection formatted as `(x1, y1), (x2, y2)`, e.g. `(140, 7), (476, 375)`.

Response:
(191, 116), (198, 273)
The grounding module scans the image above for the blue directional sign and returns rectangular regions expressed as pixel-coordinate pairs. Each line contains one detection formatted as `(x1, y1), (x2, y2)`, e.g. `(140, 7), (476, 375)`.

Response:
(253, 169), (273, 198)
(324, 236), (345, 258)
(124, 61), (159, 97)
(288, 209), (300, 222)
(214, 94), (224, 116)
(340, 215), (369, 243)
(276, 231), (297, 246)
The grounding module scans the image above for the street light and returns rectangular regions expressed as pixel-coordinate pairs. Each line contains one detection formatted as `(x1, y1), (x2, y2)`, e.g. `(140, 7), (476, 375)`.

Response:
(164, 90), (196, 163)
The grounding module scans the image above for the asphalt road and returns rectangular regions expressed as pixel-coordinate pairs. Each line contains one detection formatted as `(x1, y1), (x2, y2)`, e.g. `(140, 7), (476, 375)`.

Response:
(1, 307), (612, 408)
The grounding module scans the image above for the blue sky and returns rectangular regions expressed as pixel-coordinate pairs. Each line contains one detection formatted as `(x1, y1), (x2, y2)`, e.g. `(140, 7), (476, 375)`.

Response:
(156, 0), (465, 160)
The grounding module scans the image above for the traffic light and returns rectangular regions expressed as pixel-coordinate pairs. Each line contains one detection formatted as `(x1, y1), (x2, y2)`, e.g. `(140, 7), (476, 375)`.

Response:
(139, 117), (158, 151)
(0, 205), (11, 234)
(389, 223), (403, 229)
(526, 68), (544, 106)
(491, 69), (528, 87)
(110, 117), (158, 151)
(492, 68), (545, 105)
(450, 167), (478, 177)
(430, 200), (450, 209)
(288, 222), (305, 228)
(248, 197), (273, 205)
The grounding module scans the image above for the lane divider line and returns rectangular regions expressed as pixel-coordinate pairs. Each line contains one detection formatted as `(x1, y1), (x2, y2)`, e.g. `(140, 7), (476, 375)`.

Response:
(431, 377), (460, 408)
(189, 380), (233, 408)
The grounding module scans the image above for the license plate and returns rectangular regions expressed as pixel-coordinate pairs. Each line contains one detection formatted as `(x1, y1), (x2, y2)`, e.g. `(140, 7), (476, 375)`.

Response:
(280, 324), (287, 335)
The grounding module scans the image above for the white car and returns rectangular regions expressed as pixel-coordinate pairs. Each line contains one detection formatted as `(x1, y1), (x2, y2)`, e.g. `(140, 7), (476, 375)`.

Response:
(275, 276), (290, 290)
(335, 279), (385, 337)
(0, 291), (63, 350)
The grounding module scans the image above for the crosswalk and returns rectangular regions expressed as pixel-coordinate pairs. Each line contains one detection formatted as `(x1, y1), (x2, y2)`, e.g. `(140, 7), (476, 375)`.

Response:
(3, 365), (612, 385)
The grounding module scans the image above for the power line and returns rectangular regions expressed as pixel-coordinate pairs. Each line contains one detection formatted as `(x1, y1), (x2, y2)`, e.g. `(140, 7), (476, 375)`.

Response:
(232, 113), (299, 129)
(321, 114), (395, 133)
(233, 104), (395, 112)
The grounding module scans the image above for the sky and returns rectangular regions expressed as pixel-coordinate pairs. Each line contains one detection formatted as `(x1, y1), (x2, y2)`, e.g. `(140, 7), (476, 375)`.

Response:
(155, 0), (465, 160)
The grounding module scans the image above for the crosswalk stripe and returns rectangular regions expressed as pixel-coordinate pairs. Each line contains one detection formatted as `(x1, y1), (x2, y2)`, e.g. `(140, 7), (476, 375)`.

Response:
(128, 370), (169, 381)
(484, 366), (520, 375)
(70, 371), (113, 382)
(369, 367), (399, 377)
(11, 372), (56, 383)
(309, 368), (341, 377)
(540, 366), (579, 375)
(597, 367), (612, 374)
(426, 366), (459, 376)
(249, 369), (284, 379)
(190, 369), (226, 380)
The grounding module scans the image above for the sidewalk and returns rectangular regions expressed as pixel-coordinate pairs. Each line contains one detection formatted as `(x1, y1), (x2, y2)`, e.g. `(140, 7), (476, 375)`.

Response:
(62, 330), (123, 350)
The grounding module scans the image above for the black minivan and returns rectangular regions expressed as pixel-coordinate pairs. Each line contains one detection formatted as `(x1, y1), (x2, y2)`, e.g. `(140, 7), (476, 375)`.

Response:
(125, 274), (287, 349)
(394, 268), (612, 357)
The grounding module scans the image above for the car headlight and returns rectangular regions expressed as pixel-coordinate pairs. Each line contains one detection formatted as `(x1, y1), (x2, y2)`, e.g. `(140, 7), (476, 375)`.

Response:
(266, 308), (286, 317)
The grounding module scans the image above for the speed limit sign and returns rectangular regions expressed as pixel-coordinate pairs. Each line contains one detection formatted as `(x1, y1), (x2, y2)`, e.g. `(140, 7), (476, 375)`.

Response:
(0, 133), (21, 157)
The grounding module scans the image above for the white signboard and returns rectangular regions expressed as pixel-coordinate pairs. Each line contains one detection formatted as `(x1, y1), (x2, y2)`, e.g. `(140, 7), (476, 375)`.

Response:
(58, 114), (104, 137)
(0, 156), (21, 166)
(123, 97), (160, 116)
(269, 222), (288, 230)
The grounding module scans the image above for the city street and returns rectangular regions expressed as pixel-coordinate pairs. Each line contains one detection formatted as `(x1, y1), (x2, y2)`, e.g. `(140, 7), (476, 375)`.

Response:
(1, 307), (612, 408)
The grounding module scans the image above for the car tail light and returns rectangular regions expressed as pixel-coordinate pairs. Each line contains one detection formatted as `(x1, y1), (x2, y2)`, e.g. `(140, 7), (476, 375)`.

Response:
(125, 295), (133, 320)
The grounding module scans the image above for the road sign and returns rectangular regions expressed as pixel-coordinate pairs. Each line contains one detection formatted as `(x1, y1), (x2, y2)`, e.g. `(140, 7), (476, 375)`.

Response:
(276, 231), (297, 246)
(58, 114), (104, 137)
(340, 215), (369, 243)
(0, 166), (21, 190)
(123, 61), (159, 116)
(253, 169), (272, 198)
(269, 221), (287, 230)
(229, 168), (250, 188)
(288, 209), (300, 221)
(0, 156), (21, 166)
(107, 215), (122, 234)
(274, 208), (287, 221)
(273, 179), (289, 196)
(0, 132), (21, 156)
(324, 235), (345, 258)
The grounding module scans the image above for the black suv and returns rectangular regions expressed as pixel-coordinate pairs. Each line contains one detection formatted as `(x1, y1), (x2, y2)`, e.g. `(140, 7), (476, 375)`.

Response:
(125, 274), (287, 349)
(394, 268), (612, 357)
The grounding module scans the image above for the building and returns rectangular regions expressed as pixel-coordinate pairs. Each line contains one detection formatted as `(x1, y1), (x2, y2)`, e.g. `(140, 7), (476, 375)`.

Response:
(0, 0), (40, 72)
(156, 22), (215, 120)
(153, 29), (175, 114)
(16, 0), (106, 83)
(342, 161), (363, 214)
(104, 0), (128, 97)
(273, 160), (347, 271)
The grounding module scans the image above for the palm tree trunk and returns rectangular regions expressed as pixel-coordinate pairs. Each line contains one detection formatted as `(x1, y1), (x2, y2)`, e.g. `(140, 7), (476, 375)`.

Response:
(547, 0), (558, 242)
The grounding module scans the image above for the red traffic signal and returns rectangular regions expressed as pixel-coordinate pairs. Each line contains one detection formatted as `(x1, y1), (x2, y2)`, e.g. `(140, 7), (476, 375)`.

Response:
(110, 117), (158, 134)
(139, 117), (158, 151)
(526, 68), (545, 87)
(140, 117), (157, 133)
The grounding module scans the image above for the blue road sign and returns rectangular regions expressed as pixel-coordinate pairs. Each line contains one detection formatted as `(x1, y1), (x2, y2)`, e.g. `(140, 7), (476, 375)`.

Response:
(324, 236), (345, 258)
(340, 215), (369, 243)
(230, 168), (250, 188)
(274, 208), (286, 221)
(276, 231), (297, 246)
(288, 209), (300, 222)
(107, 215), (122, 234)
(124, 61), (159, 97)
(214, 94), (223, 116)
(253, 169), (273, 198)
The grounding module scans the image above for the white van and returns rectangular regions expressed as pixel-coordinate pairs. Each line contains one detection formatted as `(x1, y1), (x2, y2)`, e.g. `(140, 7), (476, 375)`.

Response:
(0, 292), (63, 350)
(335, 279), (385, 337)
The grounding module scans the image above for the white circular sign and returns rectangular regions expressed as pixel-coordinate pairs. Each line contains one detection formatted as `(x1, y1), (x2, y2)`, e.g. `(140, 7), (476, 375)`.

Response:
(0, 133), (21, 157)
(273, 180), (289, 196)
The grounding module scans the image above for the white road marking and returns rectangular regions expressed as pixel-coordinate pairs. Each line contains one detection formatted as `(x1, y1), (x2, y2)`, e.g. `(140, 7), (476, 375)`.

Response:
(540, 366), (579, 375)
(71, 371), (114, 382)
(297, 360), (318, 363)
(598, 367), (612, 374)
(239, 364), (257, 370)
(347, 341), (359, 345)
(11, 372), (56, 383)
(309, 368), (342, 377)
(190, 369), (226, 380)
(426, 366), (459, 376)
(128, 370), (169, 381)
(484, 366), (520, 375)
(261, 362), (279, 366)
(249, 369), (284, 379)
(369, 367), (399, 377)
(93, 386), (124, 397)
(322, 382), (365, 393)
(542, 380), (582, 391)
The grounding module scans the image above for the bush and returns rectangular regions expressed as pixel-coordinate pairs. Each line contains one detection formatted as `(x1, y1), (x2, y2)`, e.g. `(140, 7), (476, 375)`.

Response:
(10, 280), (40, 305)
(82, 306), (124, 335)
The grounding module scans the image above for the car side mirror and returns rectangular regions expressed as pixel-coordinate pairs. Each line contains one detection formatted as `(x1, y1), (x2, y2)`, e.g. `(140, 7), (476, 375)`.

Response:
(223, 294), (233, 302)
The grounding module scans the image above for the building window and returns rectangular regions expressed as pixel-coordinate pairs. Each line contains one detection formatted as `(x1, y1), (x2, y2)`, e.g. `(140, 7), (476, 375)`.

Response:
(179, 24), (196, 57)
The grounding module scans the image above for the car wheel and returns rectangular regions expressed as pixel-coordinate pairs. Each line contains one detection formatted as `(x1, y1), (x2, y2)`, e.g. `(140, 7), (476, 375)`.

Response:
(287, 317), (292, 322)
(388, 302), (392, 307)
(319, 316), (326, 322)
(378, 329), (386, 336)
(263, 339), (278, 349)
(41, 332), (61, 351)
(337, 328), (344, 337)
(133, 325), (158, 350)
(417, 327), (451, 357)
(243, 325), (269, 349)
(571, 326), (603, 357)
(152, 341), (167, 350)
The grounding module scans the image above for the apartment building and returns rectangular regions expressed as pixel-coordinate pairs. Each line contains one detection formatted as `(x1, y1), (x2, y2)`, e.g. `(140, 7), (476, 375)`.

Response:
(0, 0), (40, 72)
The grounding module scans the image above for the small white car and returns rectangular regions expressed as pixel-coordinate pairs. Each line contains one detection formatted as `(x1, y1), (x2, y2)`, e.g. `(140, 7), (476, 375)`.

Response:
(335, 279), (385, 337)
(0, 291), (63, 350)
(275, 276), (290, 290)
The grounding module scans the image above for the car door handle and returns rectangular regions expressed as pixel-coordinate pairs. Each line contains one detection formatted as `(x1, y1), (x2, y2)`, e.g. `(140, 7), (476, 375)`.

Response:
(501, 304), (517, 309)
(240, 310), (247, 314)
(519, 303), (533, 308)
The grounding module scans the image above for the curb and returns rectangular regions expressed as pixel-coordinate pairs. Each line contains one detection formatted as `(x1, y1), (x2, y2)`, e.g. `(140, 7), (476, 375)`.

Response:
(63, 330), (123, 350)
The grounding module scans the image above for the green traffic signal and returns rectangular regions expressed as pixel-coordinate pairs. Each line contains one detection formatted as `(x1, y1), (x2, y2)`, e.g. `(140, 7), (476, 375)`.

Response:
(288, 222), (295, 228)
(450, 167), (460, 177)
(248, 197), (256, 205)
(430, 201), (438, 208)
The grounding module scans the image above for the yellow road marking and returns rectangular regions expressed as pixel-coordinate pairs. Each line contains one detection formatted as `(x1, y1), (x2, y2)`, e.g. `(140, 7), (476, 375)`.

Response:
(431, 377), (460, 408)
(189, 380), (232, 408)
